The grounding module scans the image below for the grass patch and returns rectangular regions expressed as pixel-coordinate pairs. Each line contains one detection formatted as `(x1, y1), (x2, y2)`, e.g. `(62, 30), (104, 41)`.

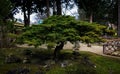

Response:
(80, 52), (120, 74)
(0, 48), (120, 74)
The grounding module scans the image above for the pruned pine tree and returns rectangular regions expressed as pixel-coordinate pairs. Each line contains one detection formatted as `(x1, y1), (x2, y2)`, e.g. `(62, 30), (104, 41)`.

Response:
(18, 15), (107, 59)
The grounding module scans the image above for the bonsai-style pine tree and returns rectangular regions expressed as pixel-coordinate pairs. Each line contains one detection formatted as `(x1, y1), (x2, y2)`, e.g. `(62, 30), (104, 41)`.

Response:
(18, 15), (106, 59)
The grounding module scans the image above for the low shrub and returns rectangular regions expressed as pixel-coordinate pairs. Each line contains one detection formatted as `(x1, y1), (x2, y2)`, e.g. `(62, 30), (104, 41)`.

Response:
(47, 42), (55, 49)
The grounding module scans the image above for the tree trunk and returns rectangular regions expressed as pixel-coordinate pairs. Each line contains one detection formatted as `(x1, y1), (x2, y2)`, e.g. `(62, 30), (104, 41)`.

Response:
(118, 0), (120, 37)
(56, 0), (62, 15)
(27, 8), (30, 26)
(46, 0), (50, 17)
(53, 41), (64, 59)
(23, 4), (30, 27)
(23, 12), (30, 27)
(0, 19), (8, 48)
(23, 14), (27, 27)
(0, 25), (4, 48)
(90, 13), (93, 23)
(23, 5), (27, 27)
(53, 0), (56, 15)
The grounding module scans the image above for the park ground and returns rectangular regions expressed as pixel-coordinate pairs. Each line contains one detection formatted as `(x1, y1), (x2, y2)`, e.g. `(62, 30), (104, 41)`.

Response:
(0, 42), (120, 74)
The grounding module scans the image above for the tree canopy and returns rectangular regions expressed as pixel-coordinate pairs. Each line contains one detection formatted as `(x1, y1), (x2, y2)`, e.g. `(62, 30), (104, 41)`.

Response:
(18, 15), (107, 46)
(17, 15), (107, 58)
(0, 0), (13, 19)
(18, 16), (80, 46)
(74, 0), (117, 23)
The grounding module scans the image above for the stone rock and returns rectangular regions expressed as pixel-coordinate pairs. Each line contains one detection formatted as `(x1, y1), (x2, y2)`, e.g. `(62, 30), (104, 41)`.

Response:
(5, 54), (21, 63)
(61, 60), (69, 67)
(72, 50), (80, 56)
(111, 51), (119, 56)
(23, 57), (31, 63)
(82, 56), (96, 68)
(118, 53), (120, 57)
(17, 67), (30, 74)
(6, 67), (30, 74)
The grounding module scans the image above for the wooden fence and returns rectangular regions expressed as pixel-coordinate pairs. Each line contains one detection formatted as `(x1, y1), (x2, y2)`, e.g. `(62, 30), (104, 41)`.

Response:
(103, 39), (120, 55)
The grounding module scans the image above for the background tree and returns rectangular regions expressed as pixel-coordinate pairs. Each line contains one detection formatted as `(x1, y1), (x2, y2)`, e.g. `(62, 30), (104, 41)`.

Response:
(75, 0), (116, 24)
(102, 0), (117, 24)
(46, 0), (50, 17)
(10, 0), (35, 27)
(35, 0), (75, 23)
(74, 0), (101, 23)
(0, 0), (13, 48)
(11, 0), (75, 26)
(36, 0), (74, 16)
(55, 0), (74, 15)
(34, 0), (51, 17)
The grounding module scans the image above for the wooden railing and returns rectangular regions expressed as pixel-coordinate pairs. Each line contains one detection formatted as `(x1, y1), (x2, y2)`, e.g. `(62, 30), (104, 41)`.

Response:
(103, 39), (120, 55)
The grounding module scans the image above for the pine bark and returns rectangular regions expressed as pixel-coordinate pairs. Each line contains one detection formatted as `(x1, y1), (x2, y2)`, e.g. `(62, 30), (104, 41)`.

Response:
(53, 0), (56, 15)
(46, 0), (50, 17)
(53, 42), (64, 59)
(0, 19), (9, 48)
(56, 0), (62, 15)
(23, 2), (30, 27)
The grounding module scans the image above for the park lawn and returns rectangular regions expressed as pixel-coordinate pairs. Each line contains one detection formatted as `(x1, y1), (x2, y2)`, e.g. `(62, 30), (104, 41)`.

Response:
(0, 48), (120, 74)
(80, 51), (120, 74)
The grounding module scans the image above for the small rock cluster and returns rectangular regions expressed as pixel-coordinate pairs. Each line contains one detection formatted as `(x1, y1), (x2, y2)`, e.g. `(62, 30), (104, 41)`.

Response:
(81, 56), (96, 68)
(22, 57), (31, 64)
(5, 54), (21, 63)
(6, 67), (30, 74)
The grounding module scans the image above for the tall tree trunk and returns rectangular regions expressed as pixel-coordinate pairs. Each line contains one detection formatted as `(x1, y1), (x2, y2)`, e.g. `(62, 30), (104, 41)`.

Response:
(0, 28), (4, 48)
(23, 11), (30, 27)
(23, 4), (27, 27)
(46, 0), (50, 17)
(23, 11), (28, 27)
(53, 0), (56, 15)
(0, 19), (8, 48)
(23, 4), (30, 27)
(0, 25), (2, 48)
(27, 8), (30, 26)
(90, 13), (93, 23)
(53, 41), (64, 59)
(56, 0), (62, 15)
(118, 0), (120, 37)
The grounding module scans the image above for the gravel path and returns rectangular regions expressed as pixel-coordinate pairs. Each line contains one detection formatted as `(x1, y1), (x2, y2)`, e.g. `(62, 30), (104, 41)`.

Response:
(63, 41), (120, 59)
(63, 41), (103, 55)
(17, 41), (120, 59)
